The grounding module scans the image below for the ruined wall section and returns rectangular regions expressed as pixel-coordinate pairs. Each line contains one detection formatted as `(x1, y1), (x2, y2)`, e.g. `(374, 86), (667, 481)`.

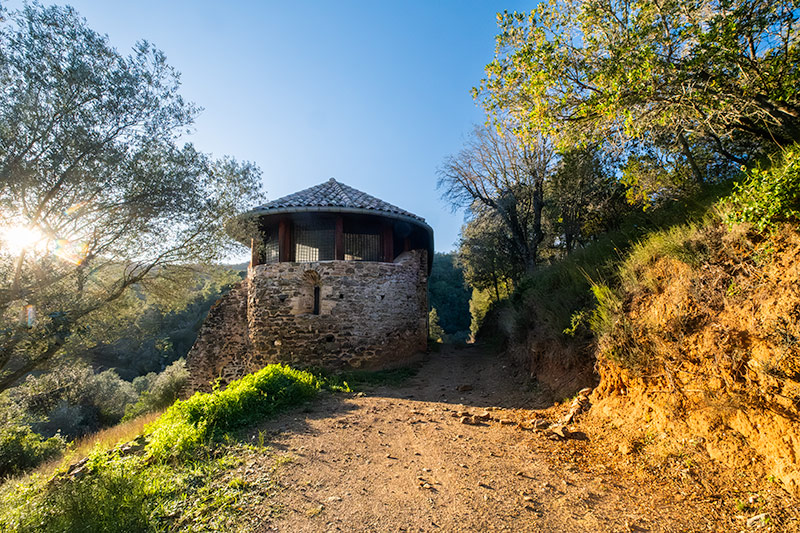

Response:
(247, 249), (428, 371)
(186, 250), (428, 392)
(185, 279), (253, 393)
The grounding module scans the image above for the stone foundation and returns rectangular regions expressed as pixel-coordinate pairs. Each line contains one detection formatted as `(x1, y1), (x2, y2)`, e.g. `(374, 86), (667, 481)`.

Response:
(186, 250), (428, 392)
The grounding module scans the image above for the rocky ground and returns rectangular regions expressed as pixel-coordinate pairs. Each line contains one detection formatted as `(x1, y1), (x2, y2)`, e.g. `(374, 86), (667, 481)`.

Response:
(232, 344), (799, 532)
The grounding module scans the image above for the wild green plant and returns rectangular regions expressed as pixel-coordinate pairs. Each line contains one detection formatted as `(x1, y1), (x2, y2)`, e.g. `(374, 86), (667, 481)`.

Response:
(123, 359), (190, 422)
(588, 284), (622, 339)
(721, 145), (800, 231)
(146, 364), (319, 461)
(0, 363), (325, 532)
(0, 425), (65, 478)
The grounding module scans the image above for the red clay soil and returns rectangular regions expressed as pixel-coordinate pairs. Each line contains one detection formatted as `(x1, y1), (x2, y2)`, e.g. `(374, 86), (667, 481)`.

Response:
(237, 344), (799, 532)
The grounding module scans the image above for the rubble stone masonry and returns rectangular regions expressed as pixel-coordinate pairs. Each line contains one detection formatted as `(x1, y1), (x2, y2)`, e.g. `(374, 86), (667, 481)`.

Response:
(186, 250), (428, 392)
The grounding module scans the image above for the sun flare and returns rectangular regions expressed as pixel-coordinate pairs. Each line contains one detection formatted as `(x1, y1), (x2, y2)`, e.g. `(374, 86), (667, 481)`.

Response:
(0, 225), (45, 255)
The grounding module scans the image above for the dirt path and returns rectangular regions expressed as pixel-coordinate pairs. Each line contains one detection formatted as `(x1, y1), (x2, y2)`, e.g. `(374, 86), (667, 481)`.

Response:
(242, 345), (796, 532)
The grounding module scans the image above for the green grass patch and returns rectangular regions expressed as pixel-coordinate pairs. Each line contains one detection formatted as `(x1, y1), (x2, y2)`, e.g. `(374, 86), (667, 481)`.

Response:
(588, 221), (711, 371)
(0, 363), (326, 532)
(0, 444), (281, 532)
(617, 222), (706, 294)
(146, 364), (320, 461)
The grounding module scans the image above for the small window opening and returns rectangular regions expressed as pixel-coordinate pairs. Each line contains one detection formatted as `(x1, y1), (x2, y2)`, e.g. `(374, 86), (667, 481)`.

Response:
(313, 286), (320, 315)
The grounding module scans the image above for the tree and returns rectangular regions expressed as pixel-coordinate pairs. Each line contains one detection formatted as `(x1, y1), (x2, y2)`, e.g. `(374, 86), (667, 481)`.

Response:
(458, 204), (520, 298)
(0, 4), (262, 391)
(477, 0), (800, 171)
(548, 147), (627, 253)
(427, 253), (470, 337)
(439, 123), (554, 273)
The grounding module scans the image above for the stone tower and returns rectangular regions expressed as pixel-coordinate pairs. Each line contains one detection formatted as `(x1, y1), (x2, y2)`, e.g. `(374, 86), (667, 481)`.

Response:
(186, 178), (433, 392)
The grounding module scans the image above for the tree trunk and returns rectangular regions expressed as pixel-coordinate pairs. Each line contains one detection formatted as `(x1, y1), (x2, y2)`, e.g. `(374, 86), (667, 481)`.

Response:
(528, 174), (545, 273)
(678, 130), (704, 183)
(491, 266), (501, 302)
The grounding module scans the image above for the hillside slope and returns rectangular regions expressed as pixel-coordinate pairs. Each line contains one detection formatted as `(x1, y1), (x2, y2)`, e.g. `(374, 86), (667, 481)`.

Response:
(591, 222), (800, 497)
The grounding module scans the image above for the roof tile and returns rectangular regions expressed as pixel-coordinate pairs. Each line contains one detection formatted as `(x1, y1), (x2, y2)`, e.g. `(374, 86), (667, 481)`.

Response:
(253, 178), (424, 221)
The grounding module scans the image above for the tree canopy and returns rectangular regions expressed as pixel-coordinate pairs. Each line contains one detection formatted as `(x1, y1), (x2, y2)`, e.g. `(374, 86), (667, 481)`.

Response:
(476, 0), (800, 166)
(0, 4), (262, 390)
(448, 0), (800, 307)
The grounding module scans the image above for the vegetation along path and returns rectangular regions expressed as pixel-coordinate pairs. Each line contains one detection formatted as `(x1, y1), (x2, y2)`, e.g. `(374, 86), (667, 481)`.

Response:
(236, 344), (797, 532)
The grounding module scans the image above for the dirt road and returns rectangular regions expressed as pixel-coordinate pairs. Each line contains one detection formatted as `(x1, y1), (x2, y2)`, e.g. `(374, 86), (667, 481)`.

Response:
(244, 344), (796, 532)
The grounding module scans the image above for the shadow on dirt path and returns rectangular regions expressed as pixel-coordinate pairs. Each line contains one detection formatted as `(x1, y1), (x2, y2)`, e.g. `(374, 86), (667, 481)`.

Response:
(241, 344), (798, 532)
(374, 344), (551, 410)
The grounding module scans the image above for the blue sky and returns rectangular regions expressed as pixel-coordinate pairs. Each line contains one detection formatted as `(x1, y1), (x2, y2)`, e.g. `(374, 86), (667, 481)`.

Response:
(10, 1), (532, 253)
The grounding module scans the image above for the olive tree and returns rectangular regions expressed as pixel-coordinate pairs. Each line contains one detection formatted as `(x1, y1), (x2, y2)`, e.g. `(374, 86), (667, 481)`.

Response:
(0, 4), (262, 390)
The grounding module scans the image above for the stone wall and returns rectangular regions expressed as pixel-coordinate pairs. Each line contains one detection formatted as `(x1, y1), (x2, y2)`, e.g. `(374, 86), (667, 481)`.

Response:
(186, 250), (428, 392)
(185, 279), (253, 392)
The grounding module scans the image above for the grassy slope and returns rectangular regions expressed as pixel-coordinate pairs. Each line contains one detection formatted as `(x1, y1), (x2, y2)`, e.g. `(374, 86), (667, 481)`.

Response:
(486, 146), (800, 495)
(478, 182), (733, 399)
(0, 364), (337, 532)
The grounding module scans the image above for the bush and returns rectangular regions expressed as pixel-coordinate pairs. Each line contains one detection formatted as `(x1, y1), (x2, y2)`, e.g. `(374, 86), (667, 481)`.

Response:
(428, 309), (445, 342)
(123, 359), (189, 421)
(0, 424), (65, 478)
(146, 364), (319, 460)
(722, 145), (800, 231)
(3, 364), (137, 439)
(89, 370), (138, 425)
(31, 401), (94, 440)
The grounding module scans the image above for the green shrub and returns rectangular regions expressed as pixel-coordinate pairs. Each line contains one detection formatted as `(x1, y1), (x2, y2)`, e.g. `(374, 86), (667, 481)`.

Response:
(40, 455), (155, 533)
(722, 145), (800, 231)
(123, 359), (189, 421)
(146, 364), (319, 460)
(428, 308), (445, 343)
(0, 424), (65, 478)
(88, 370), (138, 426)
(4, 364), (137, 439)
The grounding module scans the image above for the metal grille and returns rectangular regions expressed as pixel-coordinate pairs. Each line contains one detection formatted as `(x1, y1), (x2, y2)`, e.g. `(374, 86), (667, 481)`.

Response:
(344, 233), (381, 261)
(293, 224), (334, 262)
(263, 239), (279, 263)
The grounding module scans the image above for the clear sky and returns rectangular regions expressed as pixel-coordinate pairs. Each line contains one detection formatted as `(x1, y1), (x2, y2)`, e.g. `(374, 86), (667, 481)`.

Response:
(8, 1), (532, 253)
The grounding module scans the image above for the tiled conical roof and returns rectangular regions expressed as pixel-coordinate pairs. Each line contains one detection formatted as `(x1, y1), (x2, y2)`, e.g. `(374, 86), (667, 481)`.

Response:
(251, 178), (425, 222)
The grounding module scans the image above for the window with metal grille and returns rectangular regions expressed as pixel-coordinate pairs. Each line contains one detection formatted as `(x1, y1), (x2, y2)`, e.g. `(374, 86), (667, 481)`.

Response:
(293, 223), (334, 262)
(263, 239), (279, 263)
(344, 233), (381, 261)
